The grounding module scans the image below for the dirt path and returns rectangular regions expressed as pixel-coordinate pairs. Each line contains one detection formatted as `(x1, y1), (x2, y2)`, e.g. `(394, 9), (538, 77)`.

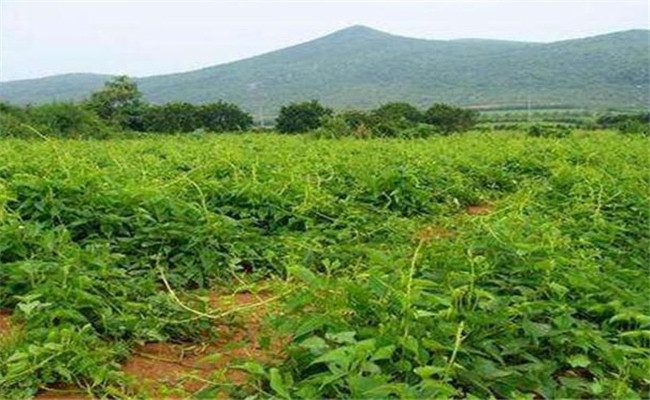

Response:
(122, 292), (285, 397)
(467, 204), (493, 215)
(31, 291), (285, 399)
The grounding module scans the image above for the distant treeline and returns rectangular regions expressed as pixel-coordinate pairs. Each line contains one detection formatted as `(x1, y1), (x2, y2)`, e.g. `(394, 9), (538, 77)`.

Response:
(276, 100), (479, 137)
(0, 76), (647, 138)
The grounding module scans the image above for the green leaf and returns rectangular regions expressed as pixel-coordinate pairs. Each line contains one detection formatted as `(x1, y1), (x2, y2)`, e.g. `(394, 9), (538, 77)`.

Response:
(270, 368), (291, 399)
(414, 366), (445, 379)
(372, 345), (396, 361)
(299, 336), (329, 353)
(196, 352), (222, 364)
(288, 265), (318, 286)
(567, 354), (591, 368)
(326, 331), (356, 344)
(237, 361), (266, 376)
(294, 316), (325, 338)
(311, 347), (350, 366)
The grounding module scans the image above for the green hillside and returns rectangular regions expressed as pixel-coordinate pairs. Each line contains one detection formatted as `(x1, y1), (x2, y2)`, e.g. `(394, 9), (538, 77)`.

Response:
(1, 26), (648, 112)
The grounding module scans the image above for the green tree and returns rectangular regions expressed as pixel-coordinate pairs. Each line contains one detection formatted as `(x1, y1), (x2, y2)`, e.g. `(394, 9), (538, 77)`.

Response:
(197, 102), (253, 132)
(86, 76), (145, 130)
(29, 102), (110, 138)
(423, 103), (478, 133)
(276, 100), (332, 133)
(142, 102), (199, 133)
(372, 102), (423, 124)
(339, 110), (375, 130)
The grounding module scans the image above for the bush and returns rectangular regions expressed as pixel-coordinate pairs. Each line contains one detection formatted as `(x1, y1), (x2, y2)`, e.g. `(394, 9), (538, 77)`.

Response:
(597, 112), (649, 128)
(197, 102), (253, 132)
(0, 111), (39, 138)
(312, 116), (353, 139)
(340, 110), (376, 130)
(619, 119), (649, 136)
(141, 101), (253, 133)
(399, 123), (442, 138)
(598, 113), (649, 136)
(424, 103), (478, 133)
(28, 103), (111, 138)
(527, 123), (572, 138)
(142, 102), (198, 133)
(276, 100), (333, 133)
(1, 102), (112, 139)
(372, 102), (423, 125)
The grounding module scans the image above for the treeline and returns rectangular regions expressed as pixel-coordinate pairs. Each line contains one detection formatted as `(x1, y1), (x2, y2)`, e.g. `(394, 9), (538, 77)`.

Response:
(276, 100), (479, 137)
(597, 113), (649, 136)
(0, 76), (253, 138)
(1, 75), (647, 138)
(86, 77), (252, 133)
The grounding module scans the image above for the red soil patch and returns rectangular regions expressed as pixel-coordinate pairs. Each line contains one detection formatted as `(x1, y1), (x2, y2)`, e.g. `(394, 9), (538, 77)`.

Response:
(122, 292), (286, 397)
(467, 204), (493, 215)
(416, 226), (454, 242)
(34, 384), (90, 400)
(0, 309), (11, 335)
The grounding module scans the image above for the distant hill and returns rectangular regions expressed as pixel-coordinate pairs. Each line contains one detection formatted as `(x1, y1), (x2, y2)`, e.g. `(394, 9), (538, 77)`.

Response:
(1, 26), (648, 113)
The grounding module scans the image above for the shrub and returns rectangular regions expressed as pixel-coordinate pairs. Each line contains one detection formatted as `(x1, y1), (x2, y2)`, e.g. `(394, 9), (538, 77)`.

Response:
(276, 100), (333, 133)
(424, 103), (479, 133)
(598, 113), (650, 136)
(312, 116), (353, 139)
(197, 102), (253, 132)
(527, 123), (572, 138)
(340, 110), (376, 130)
(0, 111), (39, 138)
(399, 123), (441, 138)
(597, 112), (649, 128)
(372, 102), (423, 125)
(142, 102), (199, 133)
(28, 103), (111, 138)
(619, 119), (649, 136)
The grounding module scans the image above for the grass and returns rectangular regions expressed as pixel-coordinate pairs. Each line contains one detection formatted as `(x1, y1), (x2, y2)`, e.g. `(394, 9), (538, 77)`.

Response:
(0, 130), (648, 398)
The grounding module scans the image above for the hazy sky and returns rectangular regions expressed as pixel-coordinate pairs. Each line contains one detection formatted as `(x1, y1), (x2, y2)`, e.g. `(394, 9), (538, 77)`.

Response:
(1, 0), (648, 82)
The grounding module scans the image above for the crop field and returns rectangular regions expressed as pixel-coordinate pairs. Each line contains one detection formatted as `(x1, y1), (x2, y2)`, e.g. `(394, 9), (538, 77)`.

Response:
(0, 130), (648, 398)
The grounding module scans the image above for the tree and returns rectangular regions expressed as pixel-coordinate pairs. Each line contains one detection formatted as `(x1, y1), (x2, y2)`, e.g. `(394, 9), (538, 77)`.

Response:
(423, 103), (478, 133)
(276, 100), (333, 133)
(86, 76), (145, 130)
(340, 110), (375, 129)
(372, 102), (423, 124)
(142, 102), (198, 133)
(197, 102), (253, 132)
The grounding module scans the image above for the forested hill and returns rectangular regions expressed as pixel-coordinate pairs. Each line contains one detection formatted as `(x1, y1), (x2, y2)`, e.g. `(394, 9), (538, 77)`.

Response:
(1, 26), (648, 111)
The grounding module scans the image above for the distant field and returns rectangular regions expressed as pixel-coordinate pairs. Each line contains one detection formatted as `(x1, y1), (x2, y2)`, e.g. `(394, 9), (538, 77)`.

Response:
(0, 131), (648, 398)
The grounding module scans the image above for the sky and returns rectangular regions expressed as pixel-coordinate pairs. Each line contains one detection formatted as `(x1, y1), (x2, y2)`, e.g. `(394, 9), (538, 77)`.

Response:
(1, 0), (648, 82)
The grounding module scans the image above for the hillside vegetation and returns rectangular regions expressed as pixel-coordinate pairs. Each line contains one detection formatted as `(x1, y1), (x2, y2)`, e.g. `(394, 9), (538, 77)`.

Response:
(1, 27), (648, 111)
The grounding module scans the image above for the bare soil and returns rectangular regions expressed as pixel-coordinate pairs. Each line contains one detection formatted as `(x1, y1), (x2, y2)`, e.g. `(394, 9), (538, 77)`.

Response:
(33, 291), (285, 399)
(122, 292), (285, 397)
(467, 204), (494, 215)
(0, 309), (11, 336)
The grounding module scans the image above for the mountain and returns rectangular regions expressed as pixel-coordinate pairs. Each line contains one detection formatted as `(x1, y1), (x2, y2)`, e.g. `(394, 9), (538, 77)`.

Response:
(1, 26), (648, 112)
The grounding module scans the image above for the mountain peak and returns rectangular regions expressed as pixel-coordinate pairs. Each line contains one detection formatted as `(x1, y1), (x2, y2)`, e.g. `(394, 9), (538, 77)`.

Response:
(325, 25), (389, 39)
(1, 28), (647, 109)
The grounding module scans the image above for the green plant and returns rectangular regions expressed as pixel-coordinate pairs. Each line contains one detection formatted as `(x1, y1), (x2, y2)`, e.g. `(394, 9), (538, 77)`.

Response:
(276, 100), (333, 133)
(527, 123), (573, 138)
(85, 76), (146, 130)
(424, 103), (479, 133)
(0, 131), (647, 398)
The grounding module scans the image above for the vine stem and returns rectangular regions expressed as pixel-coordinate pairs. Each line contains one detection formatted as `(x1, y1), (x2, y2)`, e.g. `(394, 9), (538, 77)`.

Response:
(443, 320), (465, 381)
(401, 238), (424, 339)
(157, 258), (289, 320)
